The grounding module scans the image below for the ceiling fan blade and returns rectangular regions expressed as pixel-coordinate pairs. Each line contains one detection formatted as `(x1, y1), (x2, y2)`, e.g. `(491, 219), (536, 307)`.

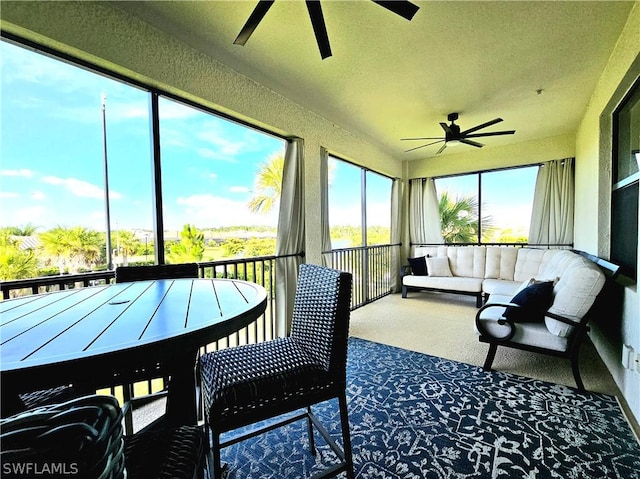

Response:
(459, 139), (484, 148)
(371, 0), (419, 21)
(401, 137), (445, 141)
(306, 1), (332, 59)
(440, 122), (452, 134)
(464, 130), (516, 138)
(234, 0), (275, 46)
(460, 118), (503, 135)
(404, 140), (444, 153)
(435, 143), (448, 155)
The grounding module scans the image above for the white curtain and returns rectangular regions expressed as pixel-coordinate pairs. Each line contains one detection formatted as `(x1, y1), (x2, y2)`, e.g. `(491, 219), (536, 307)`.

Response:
(320, 147), (333, 267)
(409, 178), (443, 245)
(528, 158), (574, 246)
(275, 138), (304, 337)
(390, 178), (403, 292)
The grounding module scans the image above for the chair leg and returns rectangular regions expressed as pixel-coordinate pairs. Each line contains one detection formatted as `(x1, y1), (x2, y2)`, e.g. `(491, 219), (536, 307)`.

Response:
(212, 431), (223, 479)
(483, 344), (498, 371)
(571, 351), (585, 392)
(338, 394), (355, 479)
(123, 383), (134, 435)
(306, 406), (316, 455)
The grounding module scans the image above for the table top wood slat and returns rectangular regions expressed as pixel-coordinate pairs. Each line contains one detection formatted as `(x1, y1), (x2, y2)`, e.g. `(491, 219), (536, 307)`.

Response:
(0, 287), (109, 345)
(0, 288), (84, 317)
(209, 279), (258, 317)
(139, 279), (195, 340)
(14, 282), (155, 362)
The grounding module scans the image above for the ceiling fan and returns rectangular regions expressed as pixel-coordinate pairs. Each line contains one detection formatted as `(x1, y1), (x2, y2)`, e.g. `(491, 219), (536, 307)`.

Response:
(402, 113), (516, 154)
(234, 0), (420, 59)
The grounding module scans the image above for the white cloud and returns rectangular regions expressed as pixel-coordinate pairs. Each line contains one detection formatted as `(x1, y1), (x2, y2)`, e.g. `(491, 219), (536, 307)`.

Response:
(197, 148), (237, 163)
(15, 206), (46, 224)
(41, 176), (122, 200)
(197, 121), (251, 157)
(171, 194), (277, 229)
(1, 169), (35, 177)
(31, 191), (46, 200)
(0, 192), (20, 198)
(229, 186), (250, 193)
(159, 101), (199, 120)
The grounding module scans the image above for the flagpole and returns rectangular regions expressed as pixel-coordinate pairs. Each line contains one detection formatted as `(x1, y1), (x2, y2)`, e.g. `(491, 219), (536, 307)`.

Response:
(102, 93), (113, 270)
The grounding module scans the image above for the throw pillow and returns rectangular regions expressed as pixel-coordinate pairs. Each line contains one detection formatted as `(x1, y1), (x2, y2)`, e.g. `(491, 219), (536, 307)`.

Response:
(407, 256), (428, 276)
(426, 256), (453, 277)
(504, 280), (554, 323)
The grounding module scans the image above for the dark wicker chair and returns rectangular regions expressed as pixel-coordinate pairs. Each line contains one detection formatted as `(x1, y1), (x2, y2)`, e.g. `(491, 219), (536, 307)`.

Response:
(0, 395), (207, 479)
(199, 263), (355, 479)
(114, 262), (199, 432)
(114, 263), (199, 283)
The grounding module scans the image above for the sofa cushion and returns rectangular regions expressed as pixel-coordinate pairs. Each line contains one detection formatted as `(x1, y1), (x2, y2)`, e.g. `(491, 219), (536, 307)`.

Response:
(481, 279), (521, 297)
(504, 280), (554, 323)
(446, 246), (486, 278)
(407, 256), (428, 276)
(545, 255), (605, 337)
(475, 309), (569, 352)
(484, 247), (518, 280)
(426, 256), (453, 277)
(513, 249), (561, 282)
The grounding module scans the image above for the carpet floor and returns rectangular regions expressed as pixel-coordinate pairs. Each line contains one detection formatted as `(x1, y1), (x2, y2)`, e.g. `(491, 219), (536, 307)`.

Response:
(219, 337), (640, 478)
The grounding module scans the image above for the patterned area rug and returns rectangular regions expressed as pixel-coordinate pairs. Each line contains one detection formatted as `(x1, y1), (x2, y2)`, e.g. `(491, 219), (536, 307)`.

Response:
(220, 337), (640, 478)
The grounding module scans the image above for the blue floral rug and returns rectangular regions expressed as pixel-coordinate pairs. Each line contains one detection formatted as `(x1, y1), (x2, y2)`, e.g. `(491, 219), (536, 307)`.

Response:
(220, 337), (640, 478)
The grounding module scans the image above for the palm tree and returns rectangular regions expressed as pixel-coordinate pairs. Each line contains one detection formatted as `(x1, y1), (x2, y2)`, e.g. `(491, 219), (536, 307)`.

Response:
(39, 226), (72, 274)
(39, 226), (104, 273)
(0, 231), (37, 281)
(438, 191), (479, 243)
(248, 152), (284, 214)
(5, 223), (39, 236)
(167, 224), (205, 263)
(113, 230), (140, 266)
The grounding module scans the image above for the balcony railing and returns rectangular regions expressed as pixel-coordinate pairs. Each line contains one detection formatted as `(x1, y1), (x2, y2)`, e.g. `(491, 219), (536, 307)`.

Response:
(328, 243), (400, 309)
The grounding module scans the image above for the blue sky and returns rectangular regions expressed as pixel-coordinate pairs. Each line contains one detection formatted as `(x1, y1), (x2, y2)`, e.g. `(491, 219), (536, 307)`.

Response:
(0, 41), (285, 233)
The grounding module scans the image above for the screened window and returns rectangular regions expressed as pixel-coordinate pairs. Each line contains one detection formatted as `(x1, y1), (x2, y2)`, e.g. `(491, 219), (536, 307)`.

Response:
(0, 40), (154, 275)
(0, 38), (285, 280)
(434, 166), (537, 244)
(328, 157), (392, 247)
(611, 78), (639, 279)
(158, 98), (285, 263)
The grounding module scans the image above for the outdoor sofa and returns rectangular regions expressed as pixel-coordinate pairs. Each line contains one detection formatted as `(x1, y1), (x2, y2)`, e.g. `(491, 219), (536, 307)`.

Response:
(402, 246), (613, 390)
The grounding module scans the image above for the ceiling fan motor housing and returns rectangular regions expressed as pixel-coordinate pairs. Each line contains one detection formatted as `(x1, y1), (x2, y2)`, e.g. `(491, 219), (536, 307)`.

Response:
(446, 123), (461, 141)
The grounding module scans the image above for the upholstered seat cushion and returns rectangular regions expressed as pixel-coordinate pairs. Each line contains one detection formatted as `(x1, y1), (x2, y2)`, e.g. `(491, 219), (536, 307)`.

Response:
(475, 310), (569, 352)
(200, 337), (334, 422)
(481, 279), (521, 297)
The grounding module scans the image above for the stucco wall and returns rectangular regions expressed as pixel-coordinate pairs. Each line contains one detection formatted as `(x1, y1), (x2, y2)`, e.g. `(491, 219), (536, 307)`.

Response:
(575, 2), (640, 424)
(0, 0), (402, 265)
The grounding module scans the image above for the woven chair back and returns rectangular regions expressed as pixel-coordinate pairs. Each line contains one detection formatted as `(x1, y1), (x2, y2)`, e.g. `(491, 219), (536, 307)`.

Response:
(290, 263), (352, 375)
(114, 263), (198, 283)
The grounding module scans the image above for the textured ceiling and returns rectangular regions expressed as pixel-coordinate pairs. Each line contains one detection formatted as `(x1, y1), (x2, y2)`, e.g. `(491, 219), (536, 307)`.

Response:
(113, 1), (634, 160)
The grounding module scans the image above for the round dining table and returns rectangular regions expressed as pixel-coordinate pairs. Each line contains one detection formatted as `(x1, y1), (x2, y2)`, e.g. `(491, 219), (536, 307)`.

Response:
(0, 278), (268, 425)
